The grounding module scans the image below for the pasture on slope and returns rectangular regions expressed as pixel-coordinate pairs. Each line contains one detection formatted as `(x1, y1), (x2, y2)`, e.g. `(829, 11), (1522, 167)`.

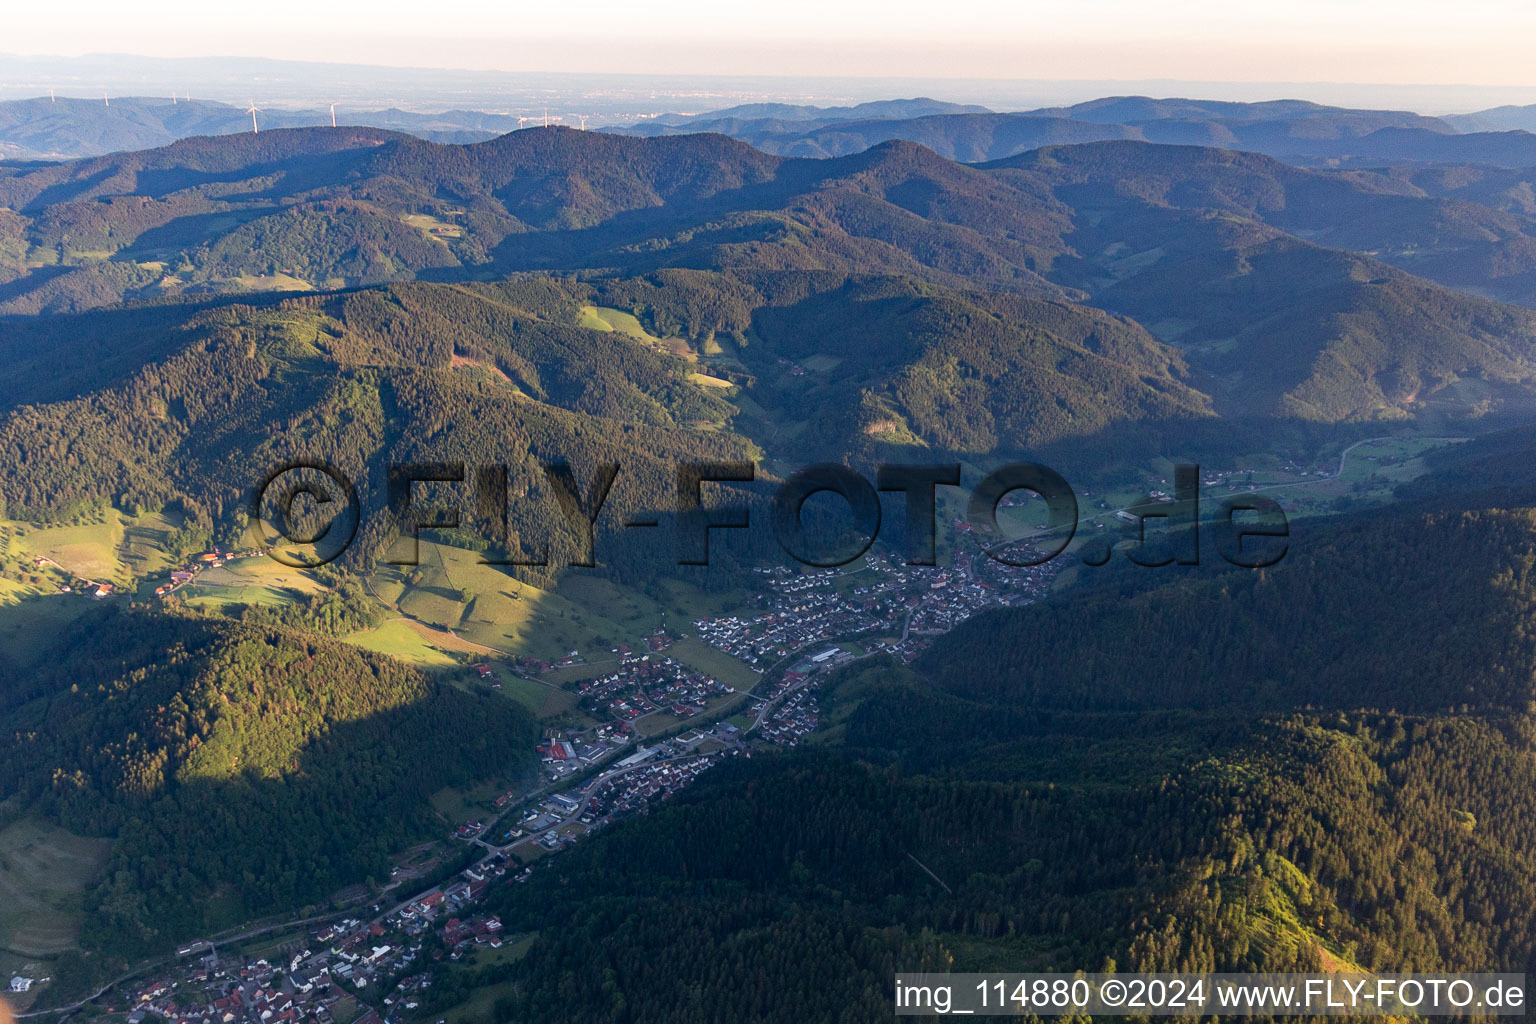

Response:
(0, 818), (110, 1000)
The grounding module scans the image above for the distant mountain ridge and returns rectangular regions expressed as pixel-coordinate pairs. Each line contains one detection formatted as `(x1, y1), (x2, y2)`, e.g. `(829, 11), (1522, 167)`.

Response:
(647, 97), (991, 126)
(614, 95), (1536, 168)
(1027, 95), (1454, 127)
(1445, 104), (1536, 134)
(0, 95), (508, 159)
(10, 93), (1536, 167)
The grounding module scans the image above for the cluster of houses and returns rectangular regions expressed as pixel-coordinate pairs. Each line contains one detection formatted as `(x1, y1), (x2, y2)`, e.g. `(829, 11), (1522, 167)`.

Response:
(693, 586), (888, 663)
(584, 746), (732, 819)
(91, 519), (1105, 1024)
(742, 645), (849, 744)
(572, 655), (733, 724)
(439, 912), (505, 957)
(29, 554), (117, 599)
(696, 545), (1063, 669)
(89, 730), (745, 1024)
(903, 547), (1054, 638)
(153, 546), (266, 598)
(757, 682), (819, 746)
(117, 953), (338, 1024)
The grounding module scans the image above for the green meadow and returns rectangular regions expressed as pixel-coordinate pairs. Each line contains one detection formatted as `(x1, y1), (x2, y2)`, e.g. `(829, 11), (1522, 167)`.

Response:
(178, 556), (327, 613)
(1, 508), (187, 589)
(579, 305), (696, 360)
(370, 539), (722, 663)
(346, 619), (464, 668)
(0, 818), (110, 959)
(668, 636), (761, 690)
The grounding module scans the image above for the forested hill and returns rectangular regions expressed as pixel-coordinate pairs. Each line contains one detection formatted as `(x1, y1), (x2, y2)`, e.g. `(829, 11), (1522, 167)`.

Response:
(0, 269), (1221, 579)
(908, 418), (1536, 715)
(0, 605), (536, 952)
(0, 276), (760, 582)
(918, 497), (1536, 714)
(10, 109), (1536, 1021)
(987, 140), (1536, 308)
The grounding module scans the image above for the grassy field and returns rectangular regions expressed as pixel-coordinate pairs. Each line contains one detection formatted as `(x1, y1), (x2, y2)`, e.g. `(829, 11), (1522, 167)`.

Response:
(1198, 436), (1466, 520)
(233, 272), (313, 292)
(541, 661), (614, 685)
(345, 619), (464, 667)
(0, 595), (95, 671)
(0, 819), (110, 958)
(492, 670), (562, 717)
(433, 936), (536, 1024)
(6, 515), (125, 581)
(179, 556), (326, 613)
(119, 510), (182, 578)
(2, 509), (187, 592)
(1337, 436), (1466, 487)
(439, 661), (572, 719)
(668, 636), (760, 690)
(555, 574), (743, 632)
(372, 541), (669, 662)
(553, 575), (663, 635)
(430, 778), (515, 826)
(651, 578), (748, 623)
(537, 686), (583, 720)
(579, 306), (695, 359)
(329, 996), (362, 1024)
(401, 212), (464, 239)
(799, 354), (843, 373)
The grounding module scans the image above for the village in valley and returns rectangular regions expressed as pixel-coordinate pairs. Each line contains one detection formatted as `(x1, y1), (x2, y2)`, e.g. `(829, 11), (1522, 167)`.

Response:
(4, 504), (1083, 1024)
(59, 643), (854, 1024)
(5, 443), (1445, 1023)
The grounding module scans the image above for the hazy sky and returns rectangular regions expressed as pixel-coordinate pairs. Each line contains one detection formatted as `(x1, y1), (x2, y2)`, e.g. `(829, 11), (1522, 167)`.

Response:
(9, 0), (1536, 86)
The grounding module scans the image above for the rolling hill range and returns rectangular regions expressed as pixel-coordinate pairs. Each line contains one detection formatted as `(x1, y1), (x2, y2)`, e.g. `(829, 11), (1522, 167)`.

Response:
(11, 102), (1536, 1015)
(5, 127), (1536, 426)
(986, 141), (1536, 307)
(9, 93), (1461, 164)
(0, 267), (1218, 567)
(1, 259), (1533, 557)
(732, 115), (1536, 167)
(641, 97), (992, 128)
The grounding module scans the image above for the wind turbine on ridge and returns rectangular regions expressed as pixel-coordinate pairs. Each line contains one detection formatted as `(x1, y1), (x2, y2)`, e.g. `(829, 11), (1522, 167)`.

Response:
(246, 99), (262, 134)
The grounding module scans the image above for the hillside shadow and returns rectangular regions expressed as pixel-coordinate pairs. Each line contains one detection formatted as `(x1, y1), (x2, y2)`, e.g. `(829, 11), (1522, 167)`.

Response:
(10, 608), (540, 961)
